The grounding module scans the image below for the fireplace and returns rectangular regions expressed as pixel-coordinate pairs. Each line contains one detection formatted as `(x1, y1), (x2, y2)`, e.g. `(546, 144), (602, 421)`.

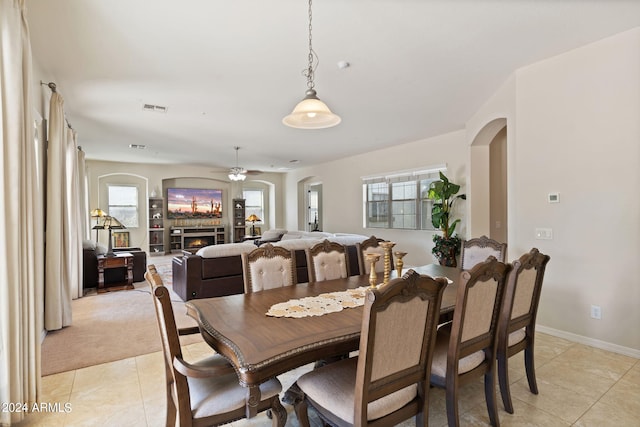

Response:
(184, 236), (215, 250)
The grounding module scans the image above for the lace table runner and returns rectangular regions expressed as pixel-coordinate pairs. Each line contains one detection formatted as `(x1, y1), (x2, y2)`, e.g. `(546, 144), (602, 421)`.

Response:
(266, 276), (453, 318)
(266, 286), (370, 318)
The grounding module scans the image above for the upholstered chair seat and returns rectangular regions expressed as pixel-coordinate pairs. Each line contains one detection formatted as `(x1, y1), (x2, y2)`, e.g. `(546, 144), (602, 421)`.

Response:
(296, 358), (418, 424)
(188, 366), (282, 419)
(430, 326), (485, 378)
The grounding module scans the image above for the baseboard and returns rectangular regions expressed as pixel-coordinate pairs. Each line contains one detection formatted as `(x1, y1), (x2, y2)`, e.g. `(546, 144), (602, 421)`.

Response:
(536, 325), (640, 359)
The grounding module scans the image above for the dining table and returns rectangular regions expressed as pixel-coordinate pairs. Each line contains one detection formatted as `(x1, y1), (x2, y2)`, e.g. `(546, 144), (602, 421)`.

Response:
(185, 263), (461, 418)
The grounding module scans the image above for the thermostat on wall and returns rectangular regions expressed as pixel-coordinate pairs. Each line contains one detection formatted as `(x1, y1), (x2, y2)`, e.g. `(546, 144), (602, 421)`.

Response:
(548, 193), (560, 203)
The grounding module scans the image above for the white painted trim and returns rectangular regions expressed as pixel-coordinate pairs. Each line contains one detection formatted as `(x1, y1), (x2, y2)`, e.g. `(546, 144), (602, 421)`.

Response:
(537, 325), (640, 359)
(41, 328), (47, 343)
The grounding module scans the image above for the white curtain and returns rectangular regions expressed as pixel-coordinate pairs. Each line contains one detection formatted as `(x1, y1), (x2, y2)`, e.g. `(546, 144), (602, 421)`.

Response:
(78, 148), (90, 240)
(0, 0), (44, 425)
(44, 93), (76, 328)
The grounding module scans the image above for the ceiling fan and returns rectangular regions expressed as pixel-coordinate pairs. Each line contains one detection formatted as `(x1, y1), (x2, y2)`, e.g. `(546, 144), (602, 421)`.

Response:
(227, 146), (261, 181)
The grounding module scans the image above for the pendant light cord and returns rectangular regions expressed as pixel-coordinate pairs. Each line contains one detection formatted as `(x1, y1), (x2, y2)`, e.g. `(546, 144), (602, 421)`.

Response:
(305, 0), (317, 90)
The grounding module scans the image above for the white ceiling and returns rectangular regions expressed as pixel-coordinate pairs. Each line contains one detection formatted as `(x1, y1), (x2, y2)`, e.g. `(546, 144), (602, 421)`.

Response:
(26, 0), (640, 174)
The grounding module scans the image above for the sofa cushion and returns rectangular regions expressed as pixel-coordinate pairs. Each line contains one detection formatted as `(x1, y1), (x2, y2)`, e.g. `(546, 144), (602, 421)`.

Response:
(83, 239), (96, 250)
(260, 228), (287, 242)
(329, 234), (369, 246)
(305, 231), (335, 239)
(197, 242), (257, 258)
(273, 238), (324, 251)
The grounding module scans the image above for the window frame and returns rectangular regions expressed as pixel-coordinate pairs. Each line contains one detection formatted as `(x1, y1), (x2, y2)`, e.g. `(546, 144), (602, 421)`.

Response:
(363, 167), (444, 231)
(243, 188), (265, 225)
(107, 184), (139, 228)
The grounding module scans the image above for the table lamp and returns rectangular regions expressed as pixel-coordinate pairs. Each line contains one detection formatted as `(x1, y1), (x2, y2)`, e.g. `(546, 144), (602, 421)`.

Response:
(94, 215), (126, 257)
(90, 208), (106, 242)
(246, 214), (261, 236)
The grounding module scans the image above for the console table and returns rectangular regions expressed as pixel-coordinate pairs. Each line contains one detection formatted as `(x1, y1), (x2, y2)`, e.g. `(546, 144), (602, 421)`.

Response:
(97, 252), (134, 293)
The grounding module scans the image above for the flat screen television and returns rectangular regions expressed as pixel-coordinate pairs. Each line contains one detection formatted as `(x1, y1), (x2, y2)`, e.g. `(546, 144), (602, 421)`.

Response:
(167, 188), (223, 219)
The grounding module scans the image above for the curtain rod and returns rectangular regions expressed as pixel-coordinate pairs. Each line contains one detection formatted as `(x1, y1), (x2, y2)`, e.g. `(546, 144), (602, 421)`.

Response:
(40, 81), (74, 130)
(40, 80), (57, 92)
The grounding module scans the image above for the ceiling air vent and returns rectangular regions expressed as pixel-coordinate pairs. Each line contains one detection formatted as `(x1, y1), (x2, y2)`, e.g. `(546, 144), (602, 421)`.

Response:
(142, 103), (168, 113)
(129, 144), (147, 149)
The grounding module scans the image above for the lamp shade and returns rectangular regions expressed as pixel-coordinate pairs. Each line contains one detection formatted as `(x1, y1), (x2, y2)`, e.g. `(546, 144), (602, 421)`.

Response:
(246, 214), (261, 222)
(283, 89), (341, 129)
(90, 208), (106, 218)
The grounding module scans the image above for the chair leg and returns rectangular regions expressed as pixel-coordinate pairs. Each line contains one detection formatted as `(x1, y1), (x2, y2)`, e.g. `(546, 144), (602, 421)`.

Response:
(497, 352), (514, 414)
(165, 389), (176, 427)
(524, 346), (539, 395)
(445, 386), (460, 427)
(270, 396), (288, 427)
(294, 396), (311, 427)
(484, 371), (500, 427)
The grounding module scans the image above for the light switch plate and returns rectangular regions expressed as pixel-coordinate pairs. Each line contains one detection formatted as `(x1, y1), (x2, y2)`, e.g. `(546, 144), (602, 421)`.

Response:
(535, 228), (553, 240)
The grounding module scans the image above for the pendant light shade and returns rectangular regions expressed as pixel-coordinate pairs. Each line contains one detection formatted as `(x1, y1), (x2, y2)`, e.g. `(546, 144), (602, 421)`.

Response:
(283, 0), (341, 129)
(283, 89), (341, 129)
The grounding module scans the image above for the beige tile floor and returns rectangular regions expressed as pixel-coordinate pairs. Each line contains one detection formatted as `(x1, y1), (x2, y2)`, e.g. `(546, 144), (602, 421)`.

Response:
(17, 332), (639, 427)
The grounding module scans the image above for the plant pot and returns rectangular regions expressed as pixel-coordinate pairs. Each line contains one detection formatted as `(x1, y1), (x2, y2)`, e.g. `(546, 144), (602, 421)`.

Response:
(436, 247), (457, 267)
(432, 235), (461, 268)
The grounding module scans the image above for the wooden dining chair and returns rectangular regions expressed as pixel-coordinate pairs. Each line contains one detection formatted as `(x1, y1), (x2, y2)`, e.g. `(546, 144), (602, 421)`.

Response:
(306, 239), (350, 283)
(430, 256), (511, 427)
(460, 235), (507, 270)
(241, 243), (297, 293)
(497, 248), (550, 413)
(356, 235), (392, 275)
(293, 270), (448, 427)
(145, 266), (287, 427)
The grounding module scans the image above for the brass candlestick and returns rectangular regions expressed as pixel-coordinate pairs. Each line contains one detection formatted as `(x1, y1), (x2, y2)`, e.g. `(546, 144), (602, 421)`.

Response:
(394, 251), (407, 277)
(365, 253), (381, 288)
(380, 241), (396, 285)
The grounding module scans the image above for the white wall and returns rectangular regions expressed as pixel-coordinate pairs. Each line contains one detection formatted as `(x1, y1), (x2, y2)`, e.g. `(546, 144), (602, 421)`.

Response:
(512, 28), (640, 352)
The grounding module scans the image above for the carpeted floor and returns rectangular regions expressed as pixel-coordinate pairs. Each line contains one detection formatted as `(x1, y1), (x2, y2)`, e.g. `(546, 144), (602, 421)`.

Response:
(41, 255), (201, 376)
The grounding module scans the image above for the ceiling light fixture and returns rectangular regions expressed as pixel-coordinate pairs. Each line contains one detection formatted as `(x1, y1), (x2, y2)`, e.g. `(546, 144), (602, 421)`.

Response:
(283, 0), (341, 130)
(228, 146), (247, 181)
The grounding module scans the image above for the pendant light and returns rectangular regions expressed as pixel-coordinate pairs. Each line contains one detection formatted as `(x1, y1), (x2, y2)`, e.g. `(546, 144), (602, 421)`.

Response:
(283, 0), (341, 129)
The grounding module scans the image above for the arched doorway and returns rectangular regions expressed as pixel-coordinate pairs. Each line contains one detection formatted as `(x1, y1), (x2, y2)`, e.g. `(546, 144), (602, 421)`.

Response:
(469, 118), (508, 243)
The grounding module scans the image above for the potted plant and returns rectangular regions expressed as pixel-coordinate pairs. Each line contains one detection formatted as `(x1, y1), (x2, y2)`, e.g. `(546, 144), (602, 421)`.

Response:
(427, 172), (466, 267)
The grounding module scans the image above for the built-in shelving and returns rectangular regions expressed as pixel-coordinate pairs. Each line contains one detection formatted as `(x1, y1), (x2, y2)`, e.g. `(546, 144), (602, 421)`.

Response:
(149, 197), (165, 255)
(233, 199), (246, 242)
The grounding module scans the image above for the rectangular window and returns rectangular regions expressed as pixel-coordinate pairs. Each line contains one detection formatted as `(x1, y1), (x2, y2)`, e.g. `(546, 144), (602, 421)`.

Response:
(243, 189), (264, 223)
(363, 167), (443, 230)
(391, 181), (417, 229)
(108, 185), (138, 228)
(366, 182), (389, 228)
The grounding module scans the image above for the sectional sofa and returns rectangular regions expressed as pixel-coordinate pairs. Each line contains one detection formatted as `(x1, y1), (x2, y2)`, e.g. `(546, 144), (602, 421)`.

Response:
(171, 230), (370, 301)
